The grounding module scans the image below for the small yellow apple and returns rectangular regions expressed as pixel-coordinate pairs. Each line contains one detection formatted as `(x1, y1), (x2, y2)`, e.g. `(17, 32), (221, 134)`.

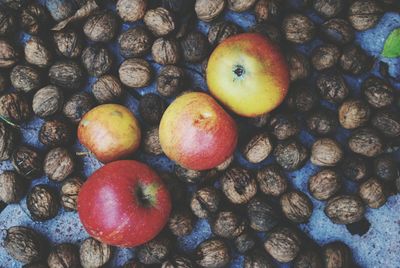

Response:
(78, 104), (141, 163)
(207, 33), (289, 117)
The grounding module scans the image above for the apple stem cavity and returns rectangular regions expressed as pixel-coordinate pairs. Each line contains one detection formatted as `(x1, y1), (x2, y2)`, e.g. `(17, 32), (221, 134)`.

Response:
(135, 183), (159, 207)
(233, 65), (245, 78)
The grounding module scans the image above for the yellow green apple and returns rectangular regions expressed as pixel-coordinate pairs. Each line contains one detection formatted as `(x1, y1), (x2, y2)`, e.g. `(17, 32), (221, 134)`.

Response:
(207, 33), (289, 117)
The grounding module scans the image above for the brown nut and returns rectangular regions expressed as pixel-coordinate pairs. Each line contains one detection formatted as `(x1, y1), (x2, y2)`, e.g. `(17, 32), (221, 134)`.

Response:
(324, 195), (365, 224)
(311, 138), (343, 167)
(119, 58), (152, 88)
(358, 178), (386, 208)
(221, 167), (258, 204)
(308, 169), (341, 201)
(280, 190), (313, 223)
(264, 227), (302, 263)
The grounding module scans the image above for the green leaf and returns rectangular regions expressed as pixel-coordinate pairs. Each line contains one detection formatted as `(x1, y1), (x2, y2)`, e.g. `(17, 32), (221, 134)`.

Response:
(382, 28), (400, 58)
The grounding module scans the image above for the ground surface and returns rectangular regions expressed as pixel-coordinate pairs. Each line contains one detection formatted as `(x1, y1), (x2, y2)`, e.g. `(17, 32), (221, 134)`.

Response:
(0, 2), (400, 267)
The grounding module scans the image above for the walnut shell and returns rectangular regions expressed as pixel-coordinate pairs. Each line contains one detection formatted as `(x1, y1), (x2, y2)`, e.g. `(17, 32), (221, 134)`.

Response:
(324, 195), (365, 224)
(156, 65), (185, 97)
(168, 209), (194, 237)
(211, 211), (245, 238)
(49, 61), (84, 91)
(264, 227), (301, 263)
(152, 37), (180, 65)
(92, 75), (123, 104)
(117, 0), (147, 22)
(79, 238), (112, 268)
(228, 0), (257, 12)
(83, 11), (118, 42)
(256, 164), (287, 196)
(190, 187), (221, 218)
(274, 139), (308, 171)
(362, 76), (394, 109)
(10, 64), (42, 93)
(61, 177), (83, 211)
(338, 100), (370, 129)
(0, 171), (27, 204)
(119, 58), (152, 88)
(118, 26), (152, 58)
(4, 226), (47, 264)
(280, 190), (313, 223)
(282, 14), (315, 44)
(308, 169), (341, 201)
(0, 121), (16, 161)
(47, 243), (80, 268)
(247, 197), (279, 232)
(24, 37), (52, 68)
(358, 178), (386, 208)
(39, 119), (72, 147)
(44, 147), (75, 182)
(0, 39), (19, 68)
(144, 7), (175, 37)
(195, 239), (230, 268)
(63, 92), (95, 124)
(143, 127), (163, 155)
(323, 242), (352, 268)
(348, 0), (383, 31)
(348, 127), (383, 157)
(53, 29), (84, 58)
(137, 235), (172, 264)
(12, 146), (43, 179)
(27, 184), (59, 221)
(32, 86), (64, 118)
(241, 132), (273, 164)
(311, 138), (343, 167)
(221, 167), (257, 204)
(82, 45), (113, 77)
(195, 0), (225, 22)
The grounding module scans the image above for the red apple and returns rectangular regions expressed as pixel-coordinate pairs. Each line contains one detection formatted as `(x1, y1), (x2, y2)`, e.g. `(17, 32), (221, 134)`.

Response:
(159, 92), (238, 171)
(78, 160), (171, 247)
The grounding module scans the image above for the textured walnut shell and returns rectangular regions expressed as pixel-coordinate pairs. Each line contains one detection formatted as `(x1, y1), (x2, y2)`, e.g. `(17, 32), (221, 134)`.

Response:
(116, 0), (147, 22)
(241, 132), (273, 164)
(254, 0), (282, 22)
(234, 232), (256, 254)
(152, 37), (181, 65)
(308, 169), (341, 201)
(175, 164), (205, 184)
(362, 76), (394, 109)
(49, 61), (84, 91)
(221, 167), (257, 204)
(0, 171), (27, 204)
(0, 121), (16, 161)
(168, 209), (194, 237)
(348, 0), (383, 31)
(137, 235), (171, 264)
(195, 0), (225, 22)
(313, 0), (343, 18)
(4, 226), (47, 264)
(118, 26), (153, 58)
(144, 7), (175, 37)
(340, 45), (372, 75)
(92, 75), (123, 104)
(32, 86), (64, 118)
(228, 0), (257, 12)
(195, 239), (230, 268)
(0, 39), (19, 68)
(47, 243), (80, 268)
(274, 139), (308, 171)
(256, 164), (287, 196)
(324, 195), (365, 224)
(79, 238), (112, 268)
(83, 11), (118, 42)
(208, 21), (240, 46)
(371, 110), (400, 138)
(190, 187), (221, 218)
(280, 190), (313, 223)
(180, 31), (209, 63)
(138, 93), (166, 125)
(341, 155), (369, 182)
(269, 113), (300, 140)
(244, 250), (275, 268)
(247, 197), (279, 232)
(282, 14), (315, 44)
(119, 58), (152, 88)
(339, 100), (370, 129)
(156, 65), (185, 97)
(294, 248), (324, 268)
(20, 3), (49, 35)
(61, 177), (83, 211)
(63, 92), (95, 124)
(320, 18), (354, 45)
(162, 255), (195, 268)
(24, 37), (52, 68)
(44, 147), (75, 182)
(373, 154), (399, 182)
(286, 84), (317, 113)
(286, 51), (311, 81)
(323, 242), (352, 268)
(316, 71), (349, 103)
(53, 29), (84, 58)
(27, 184), (59, 221)
(348, 127), (383, 157)
(358, 178), (386, 208)
(39, 120), (72, 147)
(311, 138), (343, 167)
(143, 127), (163, 155)
(10, 64), (42, 93)
(311, 44), (340, 71)
(264, 227), (301, 263)
(0, 8), (16, 36)
(12, 146), (43, 179)
(306, 108), (338, 136)
(82, 45), (113, 77)
(211, 211), (245, 238)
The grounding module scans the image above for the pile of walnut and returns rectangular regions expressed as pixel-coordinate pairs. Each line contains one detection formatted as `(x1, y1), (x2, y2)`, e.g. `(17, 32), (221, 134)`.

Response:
(0, 0), (399, 267)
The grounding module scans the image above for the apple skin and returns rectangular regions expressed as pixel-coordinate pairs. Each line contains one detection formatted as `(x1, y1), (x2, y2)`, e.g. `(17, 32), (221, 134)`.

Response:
(159, 92), (238, 171)
(77, 104), (141, 163)
(207, 33), (290, 117)
(78, 160), (171, 247)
